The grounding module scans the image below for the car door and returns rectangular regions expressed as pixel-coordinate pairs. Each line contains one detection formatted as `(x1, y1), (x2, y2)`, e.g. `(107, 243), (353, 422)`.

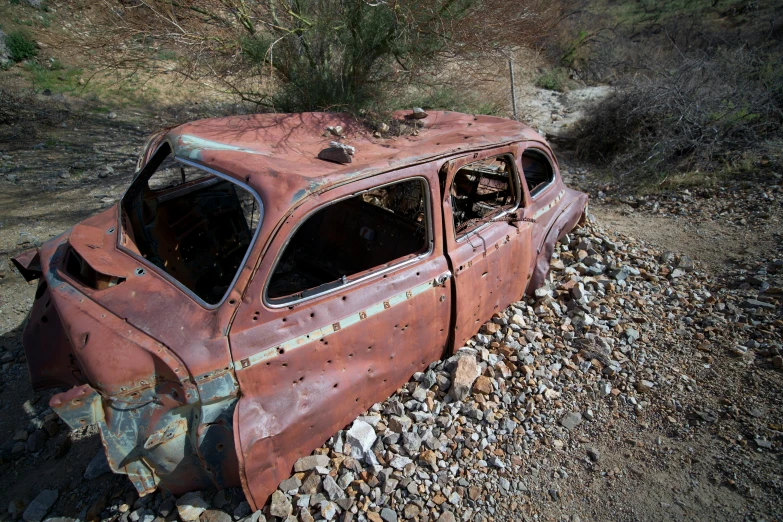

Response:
(441, 146), (534, 350)
(227, 165), (452, 510)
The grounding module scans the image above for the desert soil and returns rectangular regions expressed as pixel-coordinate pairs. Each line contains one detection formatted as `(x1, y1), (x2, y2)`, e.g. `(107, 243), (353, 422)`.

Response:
(0, 89), (781, 522)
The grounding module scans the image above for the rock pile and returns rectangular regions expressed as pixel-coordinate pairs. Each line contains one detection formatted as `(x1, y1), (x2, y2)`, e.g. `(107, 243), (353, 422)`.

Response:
(205, 218), (779, 521)
(4, 218), (781, 522)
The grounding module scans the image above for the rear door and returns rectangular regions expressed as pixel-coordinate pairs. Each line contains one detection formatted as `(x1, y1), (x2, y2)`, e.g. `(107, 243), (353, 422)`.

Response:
(228, 165), (452, 510)
(441, 146), (534, 350)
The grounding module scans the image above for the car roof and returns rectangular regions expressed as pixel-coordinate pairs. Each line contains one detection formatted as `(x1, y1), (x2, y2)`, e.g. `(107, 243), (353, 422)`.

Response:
(165, 110), (545, 204)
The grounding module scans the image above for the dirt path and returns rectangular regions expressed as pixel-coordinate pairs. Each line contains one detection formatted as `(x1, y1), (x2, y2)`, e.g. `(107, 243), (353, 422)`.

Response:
(588, 199), (781, 275)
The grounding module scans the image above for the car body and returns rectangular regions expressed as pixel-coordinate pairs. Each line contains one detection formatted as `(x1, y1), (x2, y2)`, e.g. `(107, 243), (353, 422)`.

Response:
(12, 111), (587, 509)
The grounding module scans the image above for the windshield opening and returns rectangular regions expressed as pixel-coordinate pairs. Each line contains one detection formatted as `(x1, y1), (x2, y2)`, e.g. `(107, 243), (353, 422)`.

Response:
(121, 144), (261, 305)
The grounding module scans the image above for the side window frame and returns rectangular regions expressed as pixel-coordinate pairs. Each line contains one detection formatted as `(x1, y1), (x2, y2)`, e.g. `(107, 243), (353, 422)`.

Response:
(521, 147), (556, 199)
(262, 176), (435, 308)
(450, 153), (522, 243)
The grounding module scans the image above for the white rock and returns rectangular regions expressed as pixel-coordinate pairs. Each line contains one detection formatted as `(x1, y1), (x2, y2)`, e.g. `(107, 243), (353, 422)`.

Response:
(175, 492), (209, 522)
(346, 420), (377, 460)
(389, 455), (413, 470)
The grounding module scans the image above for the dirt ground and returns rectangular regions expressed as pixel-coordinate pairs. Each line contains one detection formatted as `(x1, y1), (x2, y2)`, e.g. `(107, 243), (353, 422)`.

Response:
(587, 197), (781, 275)
(0, 90), (781, 522)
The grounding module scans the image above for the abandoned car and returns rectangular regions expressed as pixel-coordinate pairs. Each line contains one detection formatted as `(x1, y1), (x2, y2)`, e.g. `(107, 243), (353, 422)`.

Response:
(12, 111), (587, 510)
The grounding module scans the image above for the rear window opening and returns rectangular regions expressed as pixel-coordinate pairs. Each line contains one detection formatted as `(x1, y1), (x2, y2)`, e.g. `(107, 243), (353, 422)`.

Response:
(121, 145), (261, 305)
(267, 178), (430, 303)
(450, 155), (518, 236)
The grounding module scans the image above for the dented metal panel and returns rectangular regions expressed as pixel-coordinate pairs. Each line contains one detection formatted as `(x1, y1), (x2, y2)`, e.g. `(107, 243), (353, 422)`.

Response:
(228, 163), (453, 510)
(234, 274), (448, 372)
(528, 188), (590, 293)
(441, 145), (534, 349)
(13, 111), (587, 510)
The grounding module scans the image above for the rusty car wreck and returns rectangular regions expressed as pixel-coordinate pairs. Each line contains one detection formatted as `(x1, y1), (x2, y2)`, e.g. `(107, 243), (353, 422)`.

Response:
(12, 110), (587, 510)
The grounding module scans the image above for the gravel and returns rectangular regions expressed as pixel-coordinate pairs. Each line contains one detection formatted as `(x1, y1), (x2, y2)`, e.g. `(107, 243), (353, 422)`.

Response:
(182, 217), (775, 521)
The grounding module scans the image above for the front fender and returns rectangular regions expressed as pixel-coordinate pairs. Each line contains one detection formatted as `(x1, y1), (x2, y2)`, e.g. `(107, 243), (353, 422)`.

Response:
(527, 190), (588, 294)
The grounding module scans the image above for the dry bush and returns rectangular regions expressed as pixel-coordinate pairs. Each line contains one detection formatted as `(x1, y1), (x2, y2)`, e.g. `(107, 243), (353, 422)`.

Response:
(70, 0), (556, 113)
(569, 46), (783, 181)
(546, 0), (783, 182)
(544, 0), (783, 82)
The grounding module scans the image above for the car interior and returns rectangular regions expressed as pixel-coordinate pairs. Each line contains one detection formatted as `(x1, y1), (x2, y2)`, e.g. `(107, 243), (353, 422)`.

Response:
(450, 155), (517, 235)
(267, 179), (428, 302)
(120, 148), (261, 305)
(521, 149), (555, 196)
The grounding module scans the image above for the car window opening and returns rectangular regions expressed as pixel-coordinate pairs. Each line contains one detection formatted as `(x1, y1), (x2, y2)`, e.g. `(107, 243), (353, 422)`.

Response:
(121, 145), (261, 305)
(451, 155), (516, 235)
(521, 149), (555, 196)
(268, 178), (429, 302)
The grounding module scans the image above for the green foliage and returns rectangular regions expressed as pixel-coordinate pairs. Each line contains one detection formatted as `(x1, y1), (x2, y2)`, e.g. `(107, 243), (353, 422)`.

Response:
(548, 0), (783, 186)
(23, 61), (83, 94)
(90, 106), (112, 114)
(48, 57), (64, 71)
(558, 30), (589, 69)
(5, 29), (37, 61)
(74, 0), (553, 113)
(569, 46), (783, 183)
(239, 0), (477, 112)
(38, 12), (52, 28)
(12, 16), (34, 26)
(759, 51), (783, 110)
(155, 49), (178, 61)
(546, 0), (782, 83)
(536, 68), (568, 91)
(240, 34), (274, 66)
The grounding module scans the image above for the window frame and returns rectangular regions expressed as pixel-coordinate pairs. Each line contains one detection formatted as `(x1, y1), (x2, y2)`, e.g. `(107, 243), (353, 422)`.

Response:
(522, 147), (556, 199)
(262, 176), (435, 308)
(117, 143), (265, 310)
(451, 153), (522, 243)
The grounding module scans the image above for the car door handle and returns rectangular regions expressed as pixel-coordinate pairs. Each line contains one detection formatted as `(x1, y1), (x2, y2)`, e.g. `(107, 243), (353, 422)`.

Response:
(434, 271), (452, 286)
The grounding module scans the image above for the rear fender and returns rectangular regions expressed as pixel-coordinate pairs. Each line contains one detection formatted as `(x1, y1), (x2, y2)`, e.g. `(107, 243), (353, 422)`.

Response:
(43, 266), (241, 496)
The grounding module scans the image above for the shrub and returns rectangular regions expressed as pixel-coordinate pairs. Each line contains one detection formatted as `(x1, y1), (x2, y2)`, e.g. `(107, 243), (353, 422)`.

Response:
(5, 30), (38, 62)
(570, 47), (783, 182)
(73, 0), (556, 113)
(241, 2), (483, 112)
(535, 68), (568, 91)
(398, 86), (505, 116)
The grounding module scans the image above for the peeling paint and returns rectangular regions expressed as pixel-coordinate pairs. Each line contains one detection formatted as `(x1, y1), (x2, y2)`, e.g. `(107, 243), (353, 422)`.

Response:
(173, 134), (273, 161)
